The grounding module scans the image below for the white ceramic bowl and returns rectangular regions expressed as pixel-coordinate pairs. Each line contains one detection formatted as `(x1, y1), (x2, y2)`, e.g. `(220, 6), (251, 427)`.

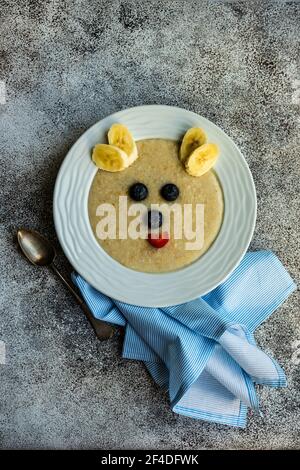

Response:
(53, 105), (256, 307)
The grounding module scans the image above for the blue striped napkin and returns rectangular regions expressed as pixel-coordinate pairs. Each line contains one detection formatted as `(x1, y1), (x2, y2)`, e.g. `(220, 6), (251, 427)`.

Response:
(72, 251), (296, 427)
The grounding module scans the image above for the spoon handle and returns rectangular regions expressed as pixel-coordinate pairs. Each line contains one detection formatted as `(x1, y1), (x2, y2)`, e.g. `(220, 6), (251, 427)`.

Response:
(50, 264), (114, 340)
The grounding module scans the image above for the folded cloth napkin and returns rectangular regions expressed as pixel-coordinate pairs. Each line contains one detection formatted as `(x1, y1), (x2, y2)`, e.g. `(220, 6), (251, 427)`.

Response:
(72, 251), (296, 427)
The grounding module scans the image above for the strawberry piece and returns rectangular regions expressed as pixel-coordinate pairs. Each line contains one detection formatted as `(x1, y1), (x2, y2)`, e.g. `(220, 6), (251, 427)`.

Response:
(148, 232), (169, 248)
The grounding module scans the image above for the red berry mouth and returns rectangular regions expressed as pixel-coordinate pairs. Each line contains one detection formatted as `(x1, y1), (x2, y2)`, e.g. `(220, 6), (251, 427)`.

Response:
(148, 231), (170, 248)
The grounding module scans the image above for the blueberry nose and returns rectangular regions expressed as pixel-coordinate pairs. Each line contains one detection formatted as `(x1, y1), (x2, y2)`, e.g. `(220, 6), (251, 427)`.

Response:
(147, 210), (163, 229)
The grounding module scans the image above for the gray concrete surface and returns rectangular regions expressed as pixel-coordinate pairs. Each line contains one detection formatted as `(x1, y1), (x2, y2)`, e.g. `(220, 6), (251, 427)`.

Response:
(0, 0), (299, 450)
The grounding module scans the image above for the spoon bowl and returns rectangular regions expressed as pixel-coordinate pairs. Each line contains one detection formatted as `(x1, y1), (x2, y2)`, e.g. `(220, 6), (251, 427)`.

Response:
(17, 229), (56, 266)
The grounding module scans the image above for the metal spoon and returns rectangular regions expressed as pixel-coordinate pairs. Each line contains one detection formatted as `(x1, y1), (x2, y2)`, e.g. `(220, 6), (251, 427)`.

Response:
(17, 229), (114, 340)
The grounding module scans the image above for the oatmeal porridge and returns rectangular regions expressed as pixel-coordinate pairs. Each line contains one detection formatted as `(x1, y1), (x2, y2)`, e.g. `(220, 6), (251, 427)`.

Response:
(88, 139), (224, 273)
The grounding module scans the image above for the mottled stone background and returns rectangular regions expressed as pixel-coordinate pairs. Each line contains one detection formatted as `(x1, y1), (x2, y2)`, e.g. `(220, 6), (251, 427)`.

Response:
(0, 0), (299, 450)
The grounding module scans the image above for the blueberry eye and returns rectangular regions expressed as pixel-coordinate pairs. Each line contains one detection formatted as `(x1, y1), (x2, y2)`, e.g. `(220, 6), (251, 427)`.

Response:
(129, 182), (148, 201)
(160, 183), (179, 201)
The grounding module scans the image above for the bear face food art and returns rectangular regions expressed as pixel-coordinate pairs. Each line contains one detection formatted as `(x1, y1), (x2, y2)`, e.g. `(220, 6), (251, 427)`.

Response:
(88, 124), (224, 273)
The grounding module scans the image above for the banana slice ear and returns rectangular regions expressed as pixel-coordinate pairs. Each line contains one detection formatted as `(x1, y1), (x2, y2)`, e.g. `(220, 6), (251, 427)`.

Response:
(92, 144), (130, 172)
(179, 128), (219, 177)
(92, 124), (139, 173)
(108, 123), (139, 167)
(179, 127), (207, 163)
(183, 143), (219, 177)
